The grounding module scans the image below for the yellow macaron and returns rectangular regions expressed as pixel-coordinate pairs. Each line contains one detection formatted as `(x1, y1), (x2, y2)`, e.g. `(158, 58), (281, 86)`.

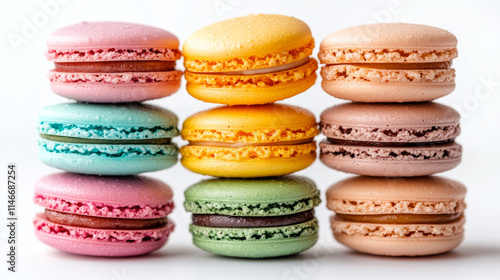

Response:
(180, 104), (318, 177)
(183, 14), (318, 105)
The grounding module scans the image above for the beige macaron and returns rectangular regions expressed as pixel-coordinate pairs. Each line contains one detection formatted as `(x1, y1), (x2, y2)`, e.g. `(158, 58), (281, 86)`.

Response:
(326, 176), (466, 256)
(318, 23), (457, 102)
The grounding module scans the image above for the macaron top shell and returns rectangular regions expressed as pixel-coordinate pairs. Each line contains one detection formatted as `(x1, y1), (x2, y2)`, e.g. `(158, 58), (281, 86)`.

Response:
(321, 102), (460, 128)
(34, 173), (174, 218)
(327, 176), (466, 201)
(319, 23), (457, 63)
(182, 104), (318, 143)
(183, 14), (314, 71)
(184, 176), (320, 216)
(320, 23), (457, 50)
(35, 173), (173, 206)
(46, 21), (181, 62)
(186, 176), (317, 203)
(38, 103), (179, 139)
(326, 176), (466, 215)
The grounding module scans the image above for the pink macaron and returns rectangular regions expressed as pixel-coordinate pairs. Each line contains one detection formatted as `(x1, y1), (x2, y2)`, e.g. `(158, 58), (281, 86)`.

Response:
(33, 172), (175, 257)
(46, 21), (182, 103)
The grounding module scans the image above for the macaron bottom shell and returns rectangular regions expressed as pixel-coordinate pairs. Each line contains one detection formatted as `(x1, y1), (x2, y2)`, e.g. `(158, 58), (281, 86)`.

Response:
(50, 80), (181, 103)
(39, 149), (178, 175)
(319, 142), (461, 177)
(334, 233), (463, 257)
(181, 154), (316, 178)
(34, 214), (175, 257)
(193, 235), (318, 258)
(321, 80), (455, 103)
(190, 219), (319, 258)
(186, 74), (316, 105)
(331, 215), (465, 256)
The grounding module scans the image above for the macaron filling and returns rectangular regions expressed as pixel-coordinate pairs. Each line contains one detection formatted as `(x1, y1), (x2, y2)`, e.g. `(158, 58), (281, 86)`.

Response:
(40, 134), (172, 145)
(45, 209), (168, 229)
(54, 61), (177, 73)
(335, 213), (462, 224)
(192, 210), (315, 228)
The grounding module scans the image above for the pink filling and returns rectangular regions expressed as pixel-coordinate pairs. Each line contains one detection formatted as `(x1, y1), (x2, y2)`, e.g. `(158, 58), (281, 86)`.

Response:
(34, 216), (174, 243)
(46, 48), (181, 62)
(48, 71), (182, 84)
(34, 195), (174, 219)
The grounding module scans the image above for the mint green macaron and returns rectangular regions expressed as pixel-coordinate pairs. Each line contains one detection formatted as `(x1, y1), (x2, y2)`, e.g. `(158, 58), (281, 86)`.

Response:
(184, 176), (320, 258)
(37, 102), (179, 175)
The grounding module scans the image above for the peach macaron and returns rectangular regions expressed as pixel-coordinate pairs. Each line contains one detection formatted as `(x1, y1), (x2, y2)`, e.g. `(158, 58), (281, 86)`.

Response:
(318, 23), (457, 102)
(326, 176), (466, 256)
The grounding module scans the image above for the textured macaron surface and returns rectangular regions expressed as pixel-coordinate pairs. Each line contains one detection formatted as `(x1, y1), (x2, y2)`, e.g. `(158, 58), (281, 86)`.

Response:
(184, 176), (320, 216)
(35, 173), (174, 219)
(183, 14), (314, 72)
(320, 102), (460, 143)
(326, 176), (466, 215)
(182, 104), (318, 143)
(332, 215), (464, 238)
(190, 219), (318, 241)
(46, 21), (181, 62)
(38, 102), (179, 140)
(35, 213), (174, 243)
(318, 23), (457, 64)
(317, 23), (457, 103)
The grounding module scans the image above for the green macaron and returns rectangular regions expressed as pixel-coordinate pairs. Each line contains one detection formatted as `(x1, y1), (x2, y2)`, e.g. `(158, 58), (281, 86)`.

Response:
(184, 176), (320, 258)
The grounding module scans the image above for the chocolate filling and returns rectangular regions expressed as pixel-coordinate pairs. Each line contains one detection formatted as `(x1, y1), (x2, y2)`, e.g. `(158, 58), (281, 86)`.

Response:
(326, 138), (454, 147)
(45, 209), (167, 229)
(54, 61), (176, 73)
(336, 213), (462, 224)
(192, 209), (315, 228)
(40, 134), (171, 145)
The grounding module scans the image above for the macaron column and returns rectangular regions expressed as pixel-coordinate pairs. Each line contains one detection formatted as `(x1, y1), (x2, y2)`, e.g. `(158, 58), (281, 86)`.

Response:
(317, 23), (466, 256)
(180, 14), (321, 258)
(34, 22), (182, 256)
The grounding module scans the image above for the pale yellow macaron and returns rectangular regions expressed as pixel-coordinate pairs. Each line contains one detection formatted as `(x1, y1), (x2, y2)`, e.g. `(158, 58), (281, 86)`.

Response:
(318, 23), (458, 102)
(183, 14), (318, 105)
(180, 104), (318, 177)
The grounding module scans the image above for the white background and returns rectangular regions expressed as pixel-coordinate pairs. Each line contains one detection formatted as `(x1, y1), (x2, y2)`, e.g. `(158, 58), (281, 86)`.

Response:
(1, 0), (500, 279)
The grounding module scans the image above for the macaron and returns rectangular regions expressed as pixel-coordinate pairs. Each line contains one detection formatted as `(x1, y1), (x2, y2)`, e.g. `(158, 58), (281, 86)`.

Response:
(318, 23), (457, 102)
(38, 102), (179, 175)
(183, 14), (318, 105)
(326, 176), (466, 256)
(34, 173), (175, 257)
(180, 104), (318, 177)
(319, 102), (462, 177)
(184, 176), (320, 258)
(46, 21), (182, 103)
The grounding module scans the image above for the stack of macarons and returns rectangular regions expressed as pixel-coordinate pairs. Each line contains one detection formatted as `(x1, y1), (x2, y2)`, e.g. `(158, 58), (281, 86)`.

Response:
(34, 22), (182, 256)
(317, 23), (466, 256)
(180, 14), (320, 258)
